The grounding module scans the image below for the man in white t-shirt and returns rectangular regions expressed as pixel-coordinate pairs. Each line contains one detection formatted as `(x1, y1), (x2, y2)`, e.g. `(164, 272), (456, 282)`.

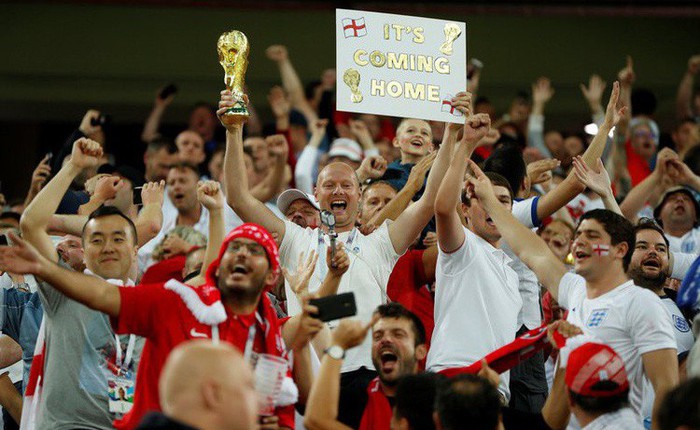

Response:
(480, 86), (627, 414)
(627, 219), (695, 428)
(220, 89), (470, 427)
(469, 157), (678, 426)
(430, 113), (522, 401)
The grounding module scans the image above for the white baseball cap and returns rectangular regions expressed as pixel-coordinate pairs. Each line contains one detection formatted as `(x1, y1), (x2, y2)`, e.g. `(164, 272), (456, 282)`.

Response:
(328, 138), (363, 162)
(276, 189), (321, 215)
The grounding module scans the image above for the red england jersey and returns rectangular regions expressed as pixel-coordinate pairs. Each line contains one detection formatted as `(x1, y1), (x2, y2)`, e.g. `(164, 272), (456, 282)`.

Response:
(387, 250), (434, 346)
(358, 378), (392, 430)
(111, 280), (294, 430)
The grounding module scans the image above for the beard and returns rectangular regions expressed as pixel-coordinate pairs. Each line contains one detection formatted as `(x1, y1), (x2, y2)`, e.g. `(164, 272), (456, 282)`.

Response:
(628, 265), (667, 292)
(217, 271), (267, 307)
(372, 355), (416, 387)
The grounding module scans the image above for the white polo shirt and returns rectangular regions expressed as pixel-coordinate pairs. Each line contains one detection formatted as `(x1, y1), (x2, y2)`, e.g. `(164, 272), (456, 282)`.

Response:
(280, 219), (401, 373)
(428, 226), (522, 399)
(558, 273), (677, 418)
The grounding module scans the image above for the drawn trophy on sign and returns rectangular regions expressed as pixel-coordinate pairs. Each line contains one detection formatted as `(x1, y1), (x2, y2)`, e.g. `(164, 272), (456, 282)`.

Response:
(439, 22), (462, 56)
(343, 68), (363, 103)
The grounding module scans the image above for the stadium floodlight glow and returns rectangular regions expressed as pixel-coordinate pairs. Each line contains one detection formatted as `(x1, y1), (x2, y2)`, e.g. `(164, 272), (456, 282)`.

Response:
(584, 123), (615, 138)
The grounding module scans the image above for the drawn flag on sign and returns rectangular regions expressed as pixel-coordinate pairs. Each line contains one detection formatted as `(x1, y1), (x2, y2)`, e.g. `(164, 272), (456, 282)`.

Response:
(441, 95), (463, 116)
(342, 17), (367, 38)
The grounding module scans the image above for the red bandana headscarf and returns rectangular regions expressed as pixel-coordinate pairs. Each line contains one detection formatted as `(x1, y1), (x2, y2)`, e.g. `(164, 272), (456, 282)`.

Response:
(205, 223), (281, 289)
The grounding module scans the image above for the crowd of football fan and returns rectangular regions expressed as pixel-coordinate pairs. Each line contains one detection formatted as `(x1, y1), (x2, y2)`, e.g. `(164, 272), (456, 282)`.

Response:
(0, 43), (700, 430)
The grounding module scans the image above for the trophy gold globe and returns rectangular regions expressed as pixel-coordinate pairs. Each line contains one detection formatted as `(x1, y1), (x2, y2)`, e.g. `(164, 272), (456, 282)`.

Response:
(217, 30), (250, 126)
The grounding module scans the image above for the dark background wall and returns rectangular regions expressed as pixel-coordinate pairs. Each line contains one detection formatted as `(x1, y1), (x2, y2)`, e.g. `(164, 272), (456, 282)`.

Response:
(1, 0), (698, 201)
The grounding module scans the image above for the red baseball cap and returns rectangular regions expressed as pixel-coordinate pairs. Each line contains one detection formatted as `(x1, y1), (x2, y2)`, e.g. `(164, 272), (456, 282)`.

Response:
(565, 342), (629, 397)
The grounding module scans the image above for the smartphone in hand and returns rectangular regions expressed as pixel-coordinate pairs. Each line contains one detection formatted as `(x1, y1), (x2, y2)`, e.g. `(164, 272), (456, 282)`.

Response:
(309, 292), (357, 322)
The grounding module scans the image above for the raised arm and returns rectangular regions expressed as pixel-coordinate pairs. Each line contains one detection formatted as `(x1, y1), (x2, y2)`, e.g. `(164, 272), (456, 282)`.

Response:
(188, 181), (226, 287)
(571, 157), (622, 215)
(250, 134), (289, 203)
(390, 93), (472, 254)
(528, 77), (555, 158)
(470, 160), (567, 300)
(23, 155), (52, 208)
(619, 149), (676, 222)
(219, 91), (286, 239)
(295, 119), (327, 194)
(266, 45), (318, 124)
(536, 81), (626, 221)
(79, 175), (123, 216)
(304, 319), (374, 430)
(141, 86), (175, 143)
(20, 138), (103, 261)
(0, 233), (121, 317)
(433, 113), (486, 253)
(48, 214), (88, 236)
(134, 181), (165, 247)
(676, 55), (700, 120)
(349, 119), (379, 157)
(360, 152), (434, 235)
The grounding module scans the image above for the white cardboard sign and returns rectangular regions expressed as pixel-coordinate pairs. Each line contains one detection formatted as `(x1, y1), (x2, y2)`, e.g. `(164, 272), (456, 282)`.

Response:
(336, 8), (467, 124)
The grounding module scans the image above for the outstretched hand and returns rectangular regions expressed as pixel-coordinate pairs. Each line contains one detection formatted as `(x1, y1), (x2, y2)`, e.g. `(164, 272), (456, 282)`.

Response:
(330, 315), (379, 350)
(532, 77), (555, 106)
(617, 55), (635, 87)
(580, 74), (607, 109)
(0, 232), (44, 277)
(572, 156), (612, 197)
(527, 158), (560, 186)
(283, 251), (319, 299)
(464, 158), (495, 204)
(603, 81), (628, 128)
(141, 180), (165, 206)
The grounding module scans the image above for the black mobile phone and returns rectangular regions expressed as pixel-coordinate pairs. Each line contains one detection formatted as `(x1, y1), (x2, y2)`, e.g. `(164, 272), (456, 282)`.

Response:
(46, 152), (53, 165)
(309, 292), (357, 322)
(159, 83), (178, 100)
(0, 235), (8, 246)
(90, 114), (111, 127)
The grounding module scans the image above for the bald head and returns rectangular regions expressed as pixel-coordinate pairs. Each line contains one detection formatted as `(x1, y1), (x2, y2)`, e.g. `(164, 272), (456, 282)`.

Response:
(319, 161), (360, 187)
(159, 341), (257, 430)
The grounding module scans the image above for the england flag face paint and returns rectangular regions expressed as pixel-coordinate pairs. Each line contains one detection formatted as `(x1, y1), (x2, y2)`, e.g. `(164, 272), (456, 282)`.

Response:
(592, 244), (610, 256)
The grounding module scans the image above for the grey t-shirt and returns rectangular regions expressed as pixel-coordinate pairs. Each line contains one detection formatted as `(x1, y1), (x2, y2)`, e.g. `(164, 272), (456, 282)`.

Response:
(36, 261), (143, 430)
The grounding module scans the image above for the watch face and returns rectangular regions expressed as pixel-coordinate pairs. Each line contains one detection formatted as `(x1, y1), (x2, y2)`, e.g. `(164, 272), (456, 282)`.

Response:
(327, 345), (344, 359)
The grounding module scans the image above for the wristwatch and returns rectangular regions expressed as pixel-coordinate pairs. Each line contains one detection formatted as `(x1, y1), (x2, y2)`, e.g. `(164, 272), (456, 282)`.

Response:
(325, 345), (346, 360)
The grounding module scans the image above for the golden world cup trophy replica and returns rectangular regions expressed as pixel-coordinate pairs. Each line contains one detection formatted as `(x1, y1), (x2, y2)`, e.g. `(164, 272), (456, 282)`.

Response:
(217, 30), (250, 126)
